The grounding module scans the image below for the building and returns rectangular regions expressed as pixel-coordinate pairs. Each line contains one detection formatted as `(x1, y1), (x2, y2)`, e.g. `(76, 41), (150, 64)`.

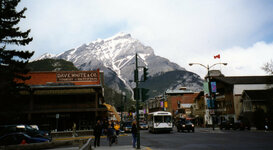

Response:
(192, 91), (205, 126)
(165, 88), (198, 119)
(209, 75), (273, 125)
(145, 95), (165, 113)
(14, 70), (107, 131)
(241, 89), (273, 127)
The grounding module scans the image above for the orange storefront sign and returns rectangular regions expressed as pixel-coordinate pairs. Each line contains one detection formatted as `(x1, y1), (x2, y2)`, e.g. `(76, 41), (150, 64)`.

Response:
(16, 69), (101, 86)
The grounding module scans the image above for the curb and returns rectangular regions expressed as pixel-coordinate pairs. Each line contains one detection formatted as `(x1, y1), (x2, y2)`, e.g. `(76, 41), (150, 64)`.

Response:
(53, 134), (129, 141)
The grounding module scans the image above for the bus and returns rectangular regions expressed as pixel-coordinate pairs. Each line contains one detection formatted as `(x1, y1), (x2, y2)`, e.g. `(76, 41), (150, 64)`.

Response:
(147, 111), (172, 133)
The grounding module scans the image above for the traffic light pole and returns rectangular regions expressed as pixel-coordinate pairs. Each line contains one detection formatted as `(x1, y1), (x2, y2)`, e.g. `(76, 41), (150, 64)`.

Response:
(135, 53), (141, 149)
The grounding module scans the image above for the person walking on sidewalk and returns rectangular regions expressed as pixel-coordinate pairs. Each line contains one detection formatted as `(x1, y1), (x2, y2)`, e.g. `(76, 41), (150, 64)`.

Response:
(72, 122), (78, 137)
(114, 121), (120, 136)
(94, 120), (102, 147)
(132, 120), (137, 148)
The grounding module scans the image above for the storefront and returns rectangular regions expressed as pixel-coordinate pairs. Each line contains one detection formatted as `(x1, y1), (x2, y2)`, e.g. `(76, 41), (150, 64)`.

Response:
(16, 70), (107, 131)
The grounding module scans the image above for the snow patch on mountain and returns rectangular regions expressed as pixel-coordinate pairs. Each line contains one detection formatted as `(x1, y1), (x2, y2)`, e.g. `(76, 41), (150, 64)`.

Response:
(34, 32), (202, 93)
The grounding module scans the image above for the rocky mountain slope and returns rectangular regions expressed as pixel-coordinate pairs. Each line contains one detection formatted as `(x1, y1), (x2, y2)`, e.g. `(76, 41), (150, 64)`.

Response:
(36, 33), (203, 98)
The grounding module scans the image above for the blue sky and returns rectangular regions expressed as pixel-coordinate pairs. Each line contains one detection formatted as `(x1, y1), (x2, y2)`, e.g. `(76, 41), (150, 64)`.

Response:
(16, 0), (273, 78)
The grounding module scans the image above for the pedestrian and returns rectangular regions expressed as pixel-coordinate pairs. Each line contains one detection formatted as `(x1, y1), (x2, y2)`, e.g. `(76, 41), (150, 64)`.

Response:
(107, 124), (117, 146)
(102, 120), (108, 136)
(114, 121), (120, 136)
(72, 122), (77, 137)
(111, 120), (114, 128)
(265, 118), (269, 132)
(132, 120), (137, 148)
(94, 120), (102, 147)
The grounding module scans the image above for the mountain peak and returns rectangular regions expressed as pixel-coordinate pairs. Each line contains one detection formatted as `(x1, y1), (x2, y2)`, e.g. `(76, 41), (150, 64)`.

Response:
(106, 32), (132, 41)
(31, 53), (55, 62)
(33, 33), (204, 94)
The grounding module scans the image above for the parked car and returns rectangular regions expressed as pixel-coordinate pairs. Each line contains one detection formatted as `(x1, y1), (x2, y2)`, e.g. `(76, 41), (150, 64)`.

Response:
(0, 132), (49, 146)
(176, 119), (195, 132)
(139, 122), (148, 130)
(122, 121), (132, 133)
(0, 125), (51, 141)
(233, 120), (251, 130)
(219, 121), (233, 130)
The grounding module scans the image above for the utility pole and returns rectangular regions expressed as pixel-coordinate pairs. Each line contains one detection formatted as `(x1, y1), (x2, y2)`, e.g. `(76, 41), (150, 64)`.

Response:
(121, 93), (123, 123)
(135, 53), (141, 149)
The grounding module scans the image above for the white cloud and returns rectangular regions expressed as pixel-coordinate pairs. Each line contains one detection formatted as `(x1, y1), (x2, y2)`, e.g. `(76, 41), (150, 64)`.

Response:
(185, 41), (273, 78)
(18, 0), (273, 78)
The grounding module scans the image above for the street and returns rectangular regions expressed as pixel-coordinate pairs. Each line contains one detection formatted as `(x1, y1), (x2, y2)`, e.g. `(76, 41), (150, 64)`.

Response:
(94, 128), (273, 150)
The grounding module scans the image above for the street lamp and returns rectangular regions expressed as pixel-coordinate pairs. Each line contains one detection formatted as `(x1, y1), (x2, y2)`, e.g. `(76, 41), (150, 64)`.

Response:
(189, 62), (227, 130)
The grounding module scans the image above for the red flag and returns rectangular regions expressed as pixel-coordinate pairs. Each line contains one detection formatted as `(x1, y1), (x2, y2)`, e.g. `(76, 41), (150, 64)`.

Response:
(214, 54), (220, 59)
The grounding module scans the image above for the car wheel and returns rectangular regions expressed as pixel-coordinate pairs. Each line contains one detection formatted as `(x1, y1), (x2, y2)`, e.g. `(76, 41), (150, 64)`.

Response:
(192, 129), (194, 132)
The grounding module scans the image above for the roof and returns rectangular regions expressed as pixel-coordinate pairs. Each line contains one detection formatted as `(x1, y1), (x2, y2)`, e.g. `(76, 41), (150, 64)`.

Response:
(165, 89), (194, 94)
(19, 85), (103, 95)
(194, 91), (204, 100)
(212, 76), (273, 85)
(243, 89), (273, 101)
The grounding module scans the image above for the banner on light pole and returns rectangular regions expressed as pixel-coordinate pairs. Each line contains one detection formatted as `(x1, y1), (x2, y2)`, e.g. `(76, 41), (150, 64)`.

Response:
(203, 82), (209, 94)
(211, 82), (217, 93)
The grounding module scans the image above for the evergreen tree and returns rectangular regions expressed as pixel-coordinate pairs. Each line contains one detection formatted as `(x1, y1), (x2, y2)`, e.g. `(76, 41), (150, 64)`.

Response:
(0, 0), (34, 122)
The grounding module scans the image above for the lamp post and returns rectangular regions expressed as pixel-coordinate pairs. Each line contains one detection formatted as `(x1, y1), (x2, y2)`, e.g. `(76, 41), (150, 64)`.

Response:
(189, 62), (227, 130)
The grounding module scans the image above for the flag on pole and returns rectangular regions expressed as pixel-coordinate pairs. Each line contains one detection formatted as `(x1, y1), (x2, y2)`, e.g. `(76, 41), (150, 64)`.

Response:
(214, 54), (220, 59)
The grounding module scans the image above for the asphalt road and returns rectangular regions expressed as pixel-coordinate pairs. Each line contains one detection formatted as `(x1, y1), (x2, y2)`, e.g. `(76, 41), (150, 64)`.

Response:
(47, 128), (273, 150)
(98, 128), (273, 150)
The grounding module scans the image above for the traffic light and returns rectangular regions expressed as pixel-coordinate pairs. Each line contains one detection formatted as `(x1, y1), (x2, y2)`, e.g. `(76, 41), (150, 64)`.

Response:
(143, 67), (148, 81)
(133, 88), (139, 100)
(141, 88), (149, 102)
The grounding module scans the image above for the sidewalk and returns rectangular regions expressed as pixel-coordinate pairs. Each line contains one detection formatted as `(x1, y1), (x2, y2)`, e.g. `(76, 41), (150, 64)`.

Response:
(93, 145), (152, 150)
(45, 145), (153, 150)
(53, 134), (128, 141)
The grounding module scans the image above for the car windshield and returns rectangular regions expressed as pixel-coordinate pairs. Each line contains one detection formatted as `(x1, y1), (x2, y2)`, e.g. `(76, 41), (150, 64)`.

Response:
(26, 125), (35, 130)
(185, 120), (192, 124)
(154, 116), (163, 123)
(164, 116), (172, 122)
(124, 122), (132, 127)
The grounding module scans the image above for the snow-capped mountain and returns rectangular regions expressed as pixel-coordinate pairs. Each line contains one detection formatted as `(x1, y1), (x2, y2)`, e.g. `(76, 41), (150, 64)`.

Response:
(33, 53), (56, 61)
(36, 32), (203, 96)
